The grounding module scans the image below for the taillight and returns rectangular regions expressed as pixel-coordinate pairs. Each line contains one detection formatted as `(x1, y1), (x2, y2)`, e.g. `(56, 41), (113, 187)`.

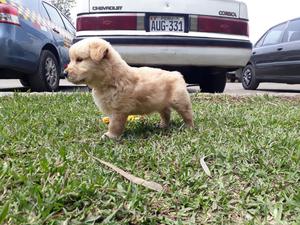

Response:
(197, 16), (249, 36)
(0, 3), (19, 26)
(77, 15), (137, 31)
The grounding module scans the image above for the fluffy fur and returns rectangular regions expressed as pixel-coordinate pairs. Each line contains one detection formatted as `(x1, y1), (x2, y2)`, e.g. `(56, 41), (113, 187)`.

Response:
(65, 38), (194, 139)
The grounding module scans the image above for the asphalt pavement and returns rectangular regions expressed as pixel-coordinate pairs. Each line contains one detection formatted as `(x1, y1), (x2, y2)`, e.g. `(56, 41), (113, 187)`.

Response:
(1, 79), (300, 97)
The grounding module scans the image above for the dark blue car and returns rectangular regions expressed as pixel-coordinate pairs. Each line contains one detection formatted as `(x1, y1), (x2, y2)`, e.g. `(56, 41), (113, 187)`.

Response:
(0, 0), (75, 91)
(242, 17), (300, 90)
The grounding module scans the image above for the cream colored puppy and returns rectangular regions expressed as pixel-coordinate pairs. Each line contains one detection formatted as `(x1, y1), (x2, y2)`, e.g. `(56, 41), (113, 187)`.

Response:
(65, 38), (194, 139)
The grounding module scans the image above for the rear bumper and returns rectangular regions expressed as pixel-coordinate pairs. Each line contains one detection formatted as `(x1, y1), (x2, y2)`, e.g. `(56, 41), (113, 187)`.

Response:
(74, 35), (252, 67)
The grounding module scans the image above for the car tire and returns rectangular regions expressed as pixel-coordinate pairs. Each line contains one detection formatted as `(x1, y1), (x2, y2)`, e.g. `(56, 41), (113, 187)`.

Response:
(29, 50), (60, 92)
(19, 78), (30, 87)
(230, 78), (236, 83)
(199, 71), (227, 93)
(242, 64), (259, 90)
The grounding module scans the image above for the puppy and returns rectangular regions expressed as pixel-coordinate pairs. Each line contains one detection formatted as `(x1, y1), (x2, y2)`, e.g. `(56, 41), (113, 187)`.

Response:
(65, 38), (194, 139)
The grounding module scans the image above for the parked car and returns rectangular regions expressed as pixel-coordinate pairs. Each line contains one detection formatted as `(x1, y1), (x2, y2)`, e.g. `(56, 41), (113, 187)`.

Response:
(242, 17), (300, 90)
(75, 0), (252, 93)
(0, 0), (75, 91)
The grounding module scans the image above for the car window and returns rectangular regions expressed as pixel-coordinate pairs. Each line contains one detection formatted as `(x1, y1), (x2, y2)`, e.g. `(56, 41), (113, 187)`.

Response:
(254, 34), (266, 48)
(40, 2), (51, 20)
(262, 23), (286, 46)
(43, 2), (65, 29)
(61, 15), (75, 35)
(283, 19), (300, 42)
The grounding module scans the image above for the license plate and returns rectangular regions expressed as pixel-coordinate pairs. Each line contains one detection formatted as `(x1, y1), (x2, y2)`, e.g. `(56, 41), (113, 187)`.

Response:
(149, 15), (185, 32)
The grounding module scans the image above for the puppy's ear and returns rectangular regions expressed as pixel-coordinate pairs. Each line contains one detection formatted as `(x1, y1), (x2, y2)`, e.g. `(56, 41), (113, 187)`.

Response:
(90, 43), (109, 63)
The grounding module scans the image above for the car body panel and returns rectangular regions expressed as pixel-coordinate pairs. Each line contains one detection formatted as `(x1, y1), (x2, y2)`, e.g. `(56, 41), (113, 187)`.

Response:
(42, 1), (70, 72)
(75, 0), (252, 69)
(277, 41), (300, 77)
(253, 44), (284, 78)
(0, 0), (75, 78)
(87, 0), (247, 19)
(252, 22), (287, 78)
(0, 1), (53, 74)
(115, 44), (250, 67)
(74, 35), (251, 67)
(276, 21), (300, 78)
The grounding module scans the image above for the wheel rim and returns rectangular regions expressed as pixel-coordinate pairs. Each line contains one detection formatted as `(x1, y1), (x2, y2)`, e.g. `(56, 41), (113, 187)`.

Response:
(243, 67), (252, 86)
(45, 57), (58, 88)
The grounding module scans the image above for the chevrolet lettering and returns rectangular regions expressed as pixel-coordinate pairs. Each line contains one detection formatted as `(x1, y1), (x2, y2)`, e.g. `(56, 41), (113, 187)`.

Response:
(92, 6), (123, 11)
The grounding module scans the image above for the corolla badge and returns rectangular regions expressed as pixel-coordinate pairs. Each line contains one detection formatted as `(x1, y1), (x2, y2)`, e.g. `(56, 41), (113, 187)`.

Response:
(219, 10), (237, 18)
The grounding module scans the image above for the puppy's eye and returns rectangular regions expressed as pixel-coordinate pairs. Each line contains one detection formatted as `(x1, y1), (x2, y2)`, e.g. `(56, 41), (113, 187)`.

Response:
(76, 58), (83, 63)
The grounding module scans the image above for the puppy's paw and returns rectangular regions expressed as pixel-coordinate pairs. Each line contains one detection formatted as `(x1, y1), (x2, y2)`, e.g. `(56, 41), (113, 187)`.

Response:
(101, 132), (121, 140)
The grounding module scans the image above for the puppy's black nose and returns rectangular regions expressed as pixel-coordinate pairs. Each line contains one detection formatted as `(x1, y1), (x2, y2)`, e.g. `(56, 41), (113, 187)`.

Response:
(63, 70), (69, 78)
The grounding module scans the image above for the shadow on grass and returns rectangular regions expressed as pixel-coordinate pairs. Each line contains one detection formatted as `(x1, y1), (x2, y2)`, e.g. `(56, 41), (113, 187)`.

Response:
(0, 86), (90, 93)
(123, 120), (187, 140)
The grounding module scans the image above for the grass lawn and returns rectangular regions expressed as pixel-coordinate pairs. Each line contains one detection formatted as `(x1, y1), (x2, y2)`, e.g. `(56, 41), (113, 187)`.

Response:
(0, 93), (300, 224)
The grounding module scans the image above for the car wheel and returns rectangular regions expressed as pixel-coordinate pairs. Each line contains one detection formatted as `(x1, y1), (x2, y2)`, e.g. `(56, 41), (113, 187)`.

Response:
(242, 64), (259, 90)
(29, 50), (60, 92)
(199, 71), (227, 93)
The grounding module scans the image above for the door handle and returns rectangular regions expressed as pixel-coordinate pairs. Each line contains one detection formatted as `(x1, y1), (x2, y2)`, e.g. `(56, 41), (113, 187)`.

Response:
(252, 51), (256, 55)
(53, 28), (60, 34)
(277, 47), (283, 51)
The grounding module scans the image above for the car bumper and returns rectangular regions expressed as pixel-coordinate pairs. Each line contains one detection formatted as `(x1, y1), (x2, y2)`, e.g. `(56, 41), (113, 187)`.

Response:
(74, 35), (252, 67)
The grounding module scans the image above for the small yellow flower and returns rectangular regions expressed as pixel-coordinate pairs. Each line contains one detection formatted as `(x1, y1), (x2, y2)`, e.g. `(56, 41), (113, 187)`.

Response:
(102, 117), (110, 124)
(127, 115), (139, 121)
(101, 115), (144, 124)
